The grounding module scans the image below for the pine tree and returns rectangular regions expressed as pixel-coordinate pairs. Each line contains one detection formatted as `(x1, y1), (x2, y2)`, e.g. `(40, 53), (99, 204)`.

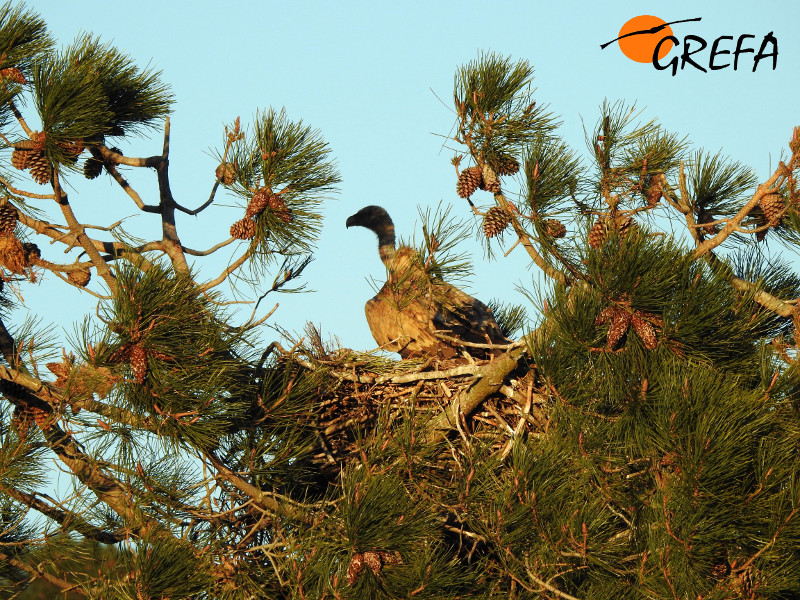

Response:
(0, 7), (799, 600)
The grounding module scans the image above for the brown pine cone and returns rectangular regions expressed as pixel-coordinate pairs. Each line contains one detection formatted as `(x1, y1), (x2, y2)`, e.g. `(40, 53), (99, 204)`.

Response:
(267, 193), (292, 223)
(246, 187), (272, 218)
(617, 216), (637, 241)
(0, 235), (29, 274)
(607, 308), (632, 349)
(760, 192), (785, 226)
(230, 218), (256, 240)
(456, 166), (483, 199)
(83, 157), (104, 179)
(480, 165), (501, 194)
(10, 149), (32, 170)
(22, 242), (40, 265)
(645, 177), (663, 207)
(28, 152), (51, 185)
(347, 553), (365, 585)
(129, 345), (148, 384)
(57, 139), (84, 163)
(495, 153), (520, 176)
(588, 217), (608, 249)
(68, 268), (91, 287)
(215, 162), (237, 185)
(631, 313), (658, 350)
(544, 218), (566, 238)
(0, 203), (18, 236)
(483, 206), (512, 238)
(0, 67), (26, 84)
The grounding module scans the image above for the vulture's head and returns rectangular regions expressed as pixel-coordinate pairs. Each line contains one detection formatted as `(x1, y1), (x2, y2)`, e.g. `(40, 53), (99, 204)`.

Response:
(345, 205), (394, 234)
(347, 206), (397, 265)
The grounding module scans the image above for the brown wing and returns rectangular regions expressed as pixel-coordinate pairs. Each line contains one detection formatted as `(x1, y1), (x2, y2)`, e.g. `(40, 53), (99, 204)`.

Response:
(363, 245), (510, 359)
(431, 281), (510, 356)
(365, 289), (458, 359)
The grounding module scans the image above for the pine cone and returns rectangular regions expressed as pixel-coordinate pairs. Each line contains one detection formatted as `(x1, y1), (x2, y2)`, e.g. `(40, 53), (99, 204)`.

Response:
(363, 551), (383, 575)
(645, 177), (662, 207)
(456, 166), (483, 199)
(588, 217), (608, 249)
(215, 162), (237, 185)
(631, 313), (658, 350)
(753, 210), (770, 242)
(68, 268), (91, 287)
(57, 139), (84, 163)
(495, 153), (520, 176)
(483, 206), (512, 238)
(246, 187), (272, 218)
(607, 308), (632, 349)
(617, 216), (637, 241)
(10, 149), (32, 170)
(0, 235), (29, 274)
(544, 218), (566, 238)
(28, 152), (51, 185)
(129, 344), (148, 384)
(760, 192), (785, 226)
(230, 218), (256, 240)
(267, 193), (292, 223)
(480, 165), (501, 194)
(83, 157), (103, 179)
(347, 553), (365, 585)
(0, 67), (25, 84)
(0, 204), (18, 237)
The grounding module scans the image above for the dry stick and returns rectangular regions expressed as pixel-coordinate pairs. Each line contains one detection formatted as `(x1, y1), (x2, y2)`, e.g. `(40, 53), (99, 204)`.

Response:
(524, 557), (584, 600)
(8, 99), (33, 137)
(198, 246), (254, 292)
(51, 173), (117, 292)
(424, 341), (530, 444)
(183, 237), (236, 257)
(0, 175), (56, 200)
(174, 180), (220, 216)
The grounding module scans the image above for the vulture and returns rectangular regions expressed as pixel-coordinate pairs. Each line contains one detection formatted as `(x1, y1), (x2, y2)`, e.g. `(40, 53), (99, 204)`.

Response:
(346, 205), (511, 359)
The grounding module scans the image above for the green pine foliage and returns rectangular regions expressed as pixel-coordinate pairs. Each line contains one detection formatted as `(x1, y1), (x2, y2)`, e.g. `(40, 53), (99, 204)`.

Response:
(1, 8), (800, 599)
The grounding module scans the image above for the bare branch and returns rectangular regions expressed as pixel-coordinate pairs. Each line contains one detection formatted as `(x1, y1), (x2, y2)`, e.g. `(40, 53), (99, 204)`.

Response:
(103, 162), (160, 212)
(52, 173), (117, 292)
(174, 180), (221, 216)
(183, 237), (236, 256)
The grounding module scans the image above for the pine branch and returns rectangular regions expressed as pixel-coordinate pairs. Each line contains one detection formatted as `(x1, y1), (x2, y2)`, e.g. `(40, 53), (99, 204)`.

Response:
(154, 118), (189, 273)
(0, 550), (86, 597)
(205, 451), (314, 525)
(424, 340), (531, 444)
(0, 377), (169, 541)
(692, 152), (799, 258)
(0, 485), (123, 544)
(52, 173), (117, 291)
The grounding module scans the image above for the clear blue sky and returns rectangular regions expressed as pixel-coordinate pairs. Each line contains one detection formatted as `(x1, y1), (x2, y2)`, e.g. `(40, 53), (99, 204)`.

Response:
(22, 0), (800, 354)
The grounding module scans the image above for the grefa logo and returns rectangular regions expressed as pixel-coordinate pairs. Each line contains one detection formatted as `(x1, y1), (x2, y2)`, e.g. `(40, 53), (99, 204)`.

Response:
(601, 16), (778, 75)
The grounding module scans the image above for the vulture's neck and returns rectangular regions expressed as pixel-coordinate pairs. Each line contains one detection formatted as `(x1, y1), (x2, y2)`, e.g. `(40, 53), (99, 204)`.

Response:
(375, 223), (397, 269)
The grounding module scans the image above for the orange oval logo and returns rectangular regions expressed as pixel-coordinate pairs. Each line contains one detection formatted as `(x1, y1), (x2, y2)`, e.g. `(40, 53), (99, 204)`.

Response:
(617, 15), (675, 63)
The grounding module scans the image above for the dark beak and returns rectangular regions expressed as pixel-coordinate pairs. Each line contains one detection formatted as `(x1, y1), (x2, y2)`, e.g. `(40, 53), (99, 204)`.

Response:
(345, 215), (356, 228)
